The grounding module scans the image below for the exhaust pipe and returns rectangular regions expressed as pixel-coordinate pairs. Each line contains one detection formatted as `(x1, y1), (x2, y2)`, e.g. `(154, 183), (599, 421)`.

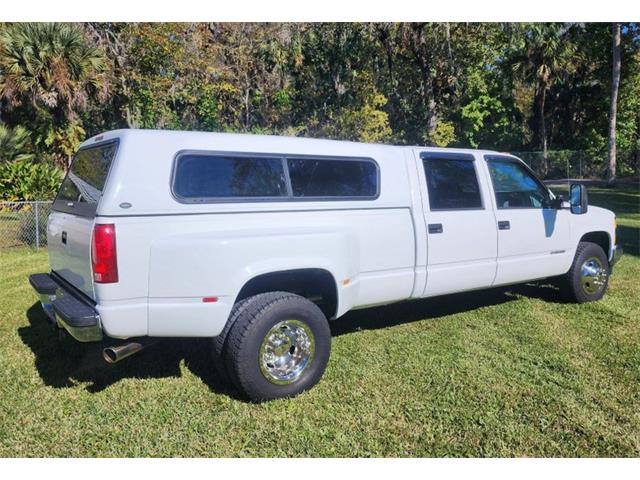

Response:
(103, 339), (158, 364)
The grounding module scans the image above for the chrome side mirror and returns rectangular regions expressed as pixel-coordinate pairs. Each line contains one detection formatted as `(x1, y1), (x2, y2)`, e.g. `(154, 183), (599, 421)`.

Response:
(570, 184), (588, 215)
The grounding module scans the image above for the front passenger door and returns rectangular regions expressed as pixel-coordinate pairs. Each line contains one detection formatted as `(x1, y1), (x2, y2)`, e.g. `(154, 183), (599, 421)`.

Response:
(486, 155), (571, 286)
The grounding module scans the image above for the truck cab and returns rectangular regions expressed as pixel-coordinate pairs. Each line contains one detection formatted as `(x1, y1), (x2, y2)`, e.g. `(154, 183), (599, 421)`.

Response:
(29, 129), (623, 401)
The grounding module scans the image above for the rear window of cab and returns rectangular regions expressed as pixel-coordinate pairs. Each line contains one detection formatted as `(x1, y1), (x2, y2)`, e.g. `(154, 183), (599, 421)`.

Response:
(172, 152), (379, 202)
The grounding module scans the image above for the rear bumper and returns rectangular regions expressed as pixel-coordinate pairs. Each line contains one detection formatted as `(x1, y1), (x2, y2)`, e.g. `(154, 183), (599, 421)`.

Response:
(28, 273), (103, 342)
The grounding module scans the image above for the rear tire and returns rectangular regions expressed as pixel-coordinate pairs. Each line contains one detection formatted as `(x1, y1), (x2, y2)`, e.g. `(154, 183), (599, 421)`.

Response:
(211, 297), (253, 384)
(222, 292), (331, 402)
(561, 241), (610, 303)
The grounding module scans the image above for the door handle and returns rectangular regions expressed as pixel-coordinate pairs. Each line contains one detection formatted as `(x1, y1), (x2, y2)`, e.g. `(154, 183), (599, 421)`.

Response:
(498, 221), (510, 230)
(428, 223), (443, 234)
(61, 231), (67, 244)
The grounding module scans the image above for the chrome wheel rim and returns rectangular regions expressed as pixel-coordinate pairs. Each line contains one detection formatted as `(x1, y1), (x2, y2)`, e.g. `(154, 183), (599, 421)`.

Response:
(580, 256), (607, 295)
(259, 319), (315, 385)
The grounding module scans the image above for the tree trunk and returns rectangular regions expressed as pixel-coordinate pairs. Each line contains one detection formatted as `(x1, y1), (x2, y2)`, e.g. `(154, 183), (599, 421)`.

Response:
(608, 23), (621, 185)
(377, 24), (399, 128)
(121, 77), (137, 128)
(124, 104), (135, 129)
(410, 24), (438, 141)
(243, 78), (251, 130)
(444, 23), (452, 60)
(533, 82), (548, 176)
(635, 108), (640, 168)
(541, 88), (548, 160)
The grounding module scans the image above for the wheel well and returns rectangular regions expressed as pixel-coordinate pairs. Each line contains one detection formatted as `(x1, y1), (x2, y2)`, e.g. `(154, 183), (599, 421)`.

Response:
(580, 231), (610, 257)
(235, 269), (338, 319)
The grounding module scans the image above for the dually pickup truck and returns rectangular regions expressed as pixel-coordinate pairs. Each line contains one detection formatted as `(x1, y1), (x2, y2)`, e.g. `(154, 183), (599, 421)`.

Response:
(29, 129), (622, 401)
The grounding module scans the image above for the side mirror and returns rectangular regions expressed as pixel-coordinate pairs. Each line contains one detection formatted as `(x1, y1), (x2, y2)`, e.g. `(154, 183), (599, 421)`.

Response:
(570, 184), (588, 215)
(550, 195), (566, 209)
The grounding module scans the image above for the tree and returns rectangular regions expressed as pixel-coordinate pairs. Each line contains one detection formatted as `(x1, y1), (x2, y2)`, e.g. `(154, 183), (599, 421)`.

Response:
(614, 24), (640, 175)
(0, 22), (638, 183)
(0, 23), (108, 166)
(510, 24), (576, 164)
(608, 23), (622, 185)
(83, 23), (137, 129)
(289, 23), (384, 138)
(407, 23), (440, 140)
(209, 23), (296, 131)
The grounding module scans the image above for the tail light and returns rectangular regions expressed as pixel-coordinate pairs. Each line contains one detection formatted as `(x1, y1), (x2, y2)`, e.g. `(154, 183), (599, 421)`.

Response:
(92, 224), (118, 283)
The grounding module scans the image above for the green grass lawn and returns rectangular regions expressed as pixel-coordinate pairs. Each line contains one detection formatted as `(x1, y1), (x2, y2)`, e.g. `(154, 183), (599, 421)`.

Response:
(0, 188), (638, 457)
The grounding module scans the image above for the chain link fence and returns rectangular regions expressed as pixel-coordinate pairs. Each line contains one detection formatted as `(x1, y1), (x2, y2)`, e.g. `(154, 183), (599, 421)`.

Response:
(513, 150), (640, 181)
(0, 201), (52, 251)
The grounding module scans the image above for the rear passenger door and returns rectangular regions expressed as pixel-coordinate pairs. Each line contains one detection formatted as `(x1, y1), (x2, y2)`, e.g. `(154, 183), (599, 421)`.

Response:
(416, 152), (498, 297)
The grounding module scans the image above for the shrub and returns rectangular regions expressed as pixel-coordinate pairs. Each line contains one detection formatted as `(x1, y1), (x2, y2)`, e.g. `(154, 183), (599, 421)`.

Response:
(0, 158), (62, 201)
(0, 123), (34, 164)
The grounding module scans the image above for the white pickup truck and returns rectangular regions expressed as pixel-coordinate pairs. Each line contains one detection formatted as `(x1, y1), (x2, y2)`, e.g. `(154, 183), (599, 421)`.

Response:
(29, 129), (622, 401)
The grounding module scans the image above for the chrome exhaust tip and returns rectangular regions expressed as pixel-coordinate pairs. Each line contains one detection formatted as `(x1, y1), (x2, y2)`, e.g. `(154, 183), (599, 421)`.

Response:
(102, 339), (157, 364)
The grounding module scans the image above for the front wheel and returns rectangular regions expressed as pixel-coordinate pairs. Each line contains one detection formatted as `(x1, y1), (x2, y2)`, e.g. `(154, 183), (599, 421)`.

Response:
(222, 292), (331, 402)
(561, 241), (610, 303)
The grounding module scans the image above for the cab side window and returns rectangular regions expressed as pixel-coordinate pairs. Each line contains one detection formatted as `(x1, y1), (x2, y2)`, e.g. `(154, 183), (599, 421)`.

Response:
(422, 155), (483, 210)
(486, 156), (551, 209)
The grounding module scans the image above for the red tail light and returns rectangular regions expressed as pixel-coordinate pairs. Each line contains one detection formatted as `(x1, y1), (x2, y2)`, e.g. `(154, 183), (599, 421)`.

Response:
(92, 224), (118, 283)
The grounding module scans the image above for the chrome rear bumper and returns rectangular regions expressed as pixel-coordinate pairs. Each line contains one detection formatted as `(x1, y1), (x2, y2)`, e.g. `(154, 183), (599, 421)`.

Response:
(28, 273), (103, 342)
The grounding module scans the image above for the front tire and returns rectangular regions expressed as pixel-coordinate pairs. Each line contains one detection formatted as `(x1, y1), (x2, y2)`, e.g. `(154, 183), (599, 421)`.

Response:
(561, 241), (610, 303)
(222, 292), (331, 401)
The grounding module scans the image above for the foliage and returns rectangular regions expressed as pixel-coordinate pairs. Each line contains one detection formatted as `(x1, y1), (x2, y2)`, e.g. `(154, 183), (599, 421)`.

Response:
(508, 23), (578, 156)
(0, 123), (34, 164)
(0, 22), (107, 166)
(461, 95), (509, 148)
(429, 121), (457, 147)
(616, 40), (640, 160)
(0, 157), (62, 201)
(320, 92), (393, 143)
(0, 22), (638, 190)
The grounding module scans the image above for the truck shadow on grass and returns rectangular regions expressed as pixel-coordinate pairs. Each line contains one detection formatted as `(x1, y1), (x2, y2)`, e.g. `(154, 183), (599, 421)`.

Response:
(19, 279), (569, 397)
(20, 303), (241, 398)
(329, 281), (566, 336)
(617, 224), (639, 257)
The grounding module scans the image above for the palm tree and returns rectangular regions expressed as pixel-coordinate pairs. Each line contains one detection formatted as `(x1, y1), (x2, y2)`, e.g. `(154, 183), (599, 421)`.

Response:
(511, 23), (576, 174)
(0, 23), (108, 165)
(607, 23), (621, 186)
(0, 23), (108, 119)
